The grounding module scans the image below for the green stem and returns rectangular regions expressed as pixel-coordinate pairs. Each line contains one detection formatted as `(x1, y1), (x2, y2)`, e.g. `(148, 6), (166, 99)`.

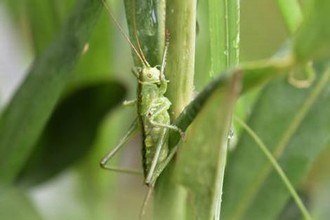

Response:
(208, 0), (225, 75)
(232, 69), (330, 219)
(208, 0), (239, 75)
(208, 0), (239, 218)
(234, 116), (312, 220)
(227, 0), (240, 67)
(155, 0), (196, 219)
(165, 0), (196, 117)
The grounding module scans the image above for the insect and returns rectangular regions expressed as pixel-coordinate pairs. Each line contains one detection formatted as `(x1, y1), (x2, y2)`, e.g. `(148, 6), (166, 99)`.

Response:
(99, 0), (183, 208)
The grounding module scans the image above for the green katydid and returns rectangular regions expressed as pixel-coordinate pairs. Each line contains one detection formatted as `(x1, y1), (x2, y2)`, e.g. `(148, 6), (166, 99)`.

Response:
(98, 0), (310, 219)
(100, 0), (182, 192)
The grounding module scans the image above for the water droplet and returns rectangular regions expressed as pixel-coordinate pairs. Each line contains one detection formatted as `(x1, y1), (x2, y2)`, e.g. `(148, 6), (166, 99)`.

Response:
(151, 9), (157, 25)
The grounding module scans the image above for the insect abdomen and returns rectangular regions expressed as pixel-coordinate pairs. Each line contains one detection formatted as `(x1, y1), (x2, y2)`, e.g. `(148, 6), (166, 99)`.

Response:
(141, 103), (171, 180)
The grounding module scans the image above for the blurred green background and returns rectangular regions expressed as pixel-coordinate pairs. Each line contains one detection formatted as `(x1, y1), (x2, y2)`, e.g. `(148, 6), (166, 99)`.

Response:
(0, 0), (329, 220)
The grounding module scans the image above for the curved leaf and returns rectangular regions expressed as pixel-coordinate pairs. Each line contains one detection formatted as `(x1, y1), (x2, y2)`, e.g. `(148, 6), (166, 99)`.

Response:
(0, 0), (103, 185)
(16, 81), (126, 186)
(294, 0), (330, 62)
(174, 72), (241, 220)
(222, 62), (330, 219)
(170, 57), (292, 148)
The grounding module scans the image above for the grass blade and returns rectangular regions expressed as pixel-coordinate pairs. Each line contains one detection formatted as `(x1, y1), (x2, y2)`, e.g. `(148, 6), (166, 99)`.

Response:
(175, 72), (241, 220)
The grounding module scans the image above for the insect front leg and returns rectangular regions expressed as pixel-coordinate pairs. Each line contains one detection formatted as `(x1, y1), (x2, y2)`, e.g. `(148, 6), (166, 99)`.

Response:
(150, 139), (180, 183)
(100, 118), (142, 175)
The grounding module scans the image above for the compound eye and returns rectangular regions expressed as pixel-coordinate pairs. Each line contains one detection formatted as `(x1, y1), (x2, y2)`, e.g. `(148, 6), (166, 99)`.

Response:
(147, 73), (152, 78)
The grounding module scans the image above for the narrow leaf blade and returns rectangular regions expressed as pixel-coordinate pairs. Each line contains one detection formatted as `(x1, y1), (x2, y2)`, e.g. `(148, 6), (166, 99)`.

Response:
(175, 72), (241, 220)
(222, 62), (330, 219)
(0, 0), (103, 185)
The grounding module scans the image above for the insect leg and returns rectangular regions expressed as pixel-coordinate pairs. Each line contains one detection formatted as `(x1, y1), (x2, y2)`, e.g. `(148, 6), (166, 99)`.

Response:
(100, 118), (142, 175)
(145, 127), (168, 185)
(142, 128), (182, 217)
(150, 140), (180, 182)
(145, 118), (185, 185)
(159, 36), (169, 80)
(150, 120), (184, 138)
(148, 99), (185, 137)
(139, 185), (154, 220)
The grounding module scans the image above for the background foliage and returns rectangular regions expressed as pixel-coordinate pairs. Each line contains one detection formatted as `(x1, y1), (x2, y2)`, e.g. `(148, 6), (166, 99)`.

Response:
(0, 0), (329, 219)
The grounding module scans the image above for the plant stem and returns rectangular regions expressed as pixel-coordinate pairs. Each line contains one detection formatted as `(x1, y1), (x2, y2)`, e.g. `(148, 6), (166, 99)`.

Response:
(165, 0), (196, 117)
(154, 0), (196, 219)
(208, 0), (240, 76)
(208, 0), (239, 218)
(234, 116), (313, 220)
(227, 0), (240, 67)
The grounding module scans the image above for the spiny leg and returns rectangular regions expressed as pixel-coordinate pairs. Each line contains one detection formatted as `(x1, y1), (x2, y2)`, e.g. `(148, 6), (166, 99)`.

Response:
(100, 118), (142, 175)
(149, 119), (184, 138)
(159, 36), (169, 80)
(148, 112), (184, 138)
(145, 127), (168, 185)
(150, 140), (180, 182)
(140, 128), (183, 218)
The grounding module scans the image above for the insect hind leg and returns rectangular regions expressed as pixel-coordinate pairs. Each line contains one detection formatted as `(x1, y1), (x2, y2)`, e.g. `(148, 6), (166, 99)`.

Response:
(139, 185), (154, 220)
(149, 119), (184, 138)
(141, 126), (183, 218)
(100, 118), (142, 175)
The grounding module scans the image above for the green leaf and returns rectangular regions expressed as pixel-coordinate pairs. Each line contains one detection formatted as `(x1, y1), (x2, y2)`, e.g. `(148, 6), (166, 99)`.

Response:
(222, 62), (330, 219)
(71, 11), (113, 84)
(174, 72), (241, 220)
(277, 0), (302, 34)
(16, 81), (126, 187)
(0, 0), (103, 185)
(305, 146), (330, 220)
(25, 0), (75, 55)
(123, 0), (165, 66)
(294, 0), (330, 62)
(4, 0), (75, 55)
(208, 0), (240, 74)
(0, 187), (42, 220)
(154, 56), (291, 219)
(170, 57), (292, 148)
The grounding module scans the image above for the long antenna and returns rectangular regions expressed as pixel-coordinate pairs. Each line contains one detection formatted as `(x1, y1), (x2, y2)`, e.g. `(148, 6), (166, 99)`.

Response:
(132, 0), (149, 67)
(101, 0), (150, 67)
